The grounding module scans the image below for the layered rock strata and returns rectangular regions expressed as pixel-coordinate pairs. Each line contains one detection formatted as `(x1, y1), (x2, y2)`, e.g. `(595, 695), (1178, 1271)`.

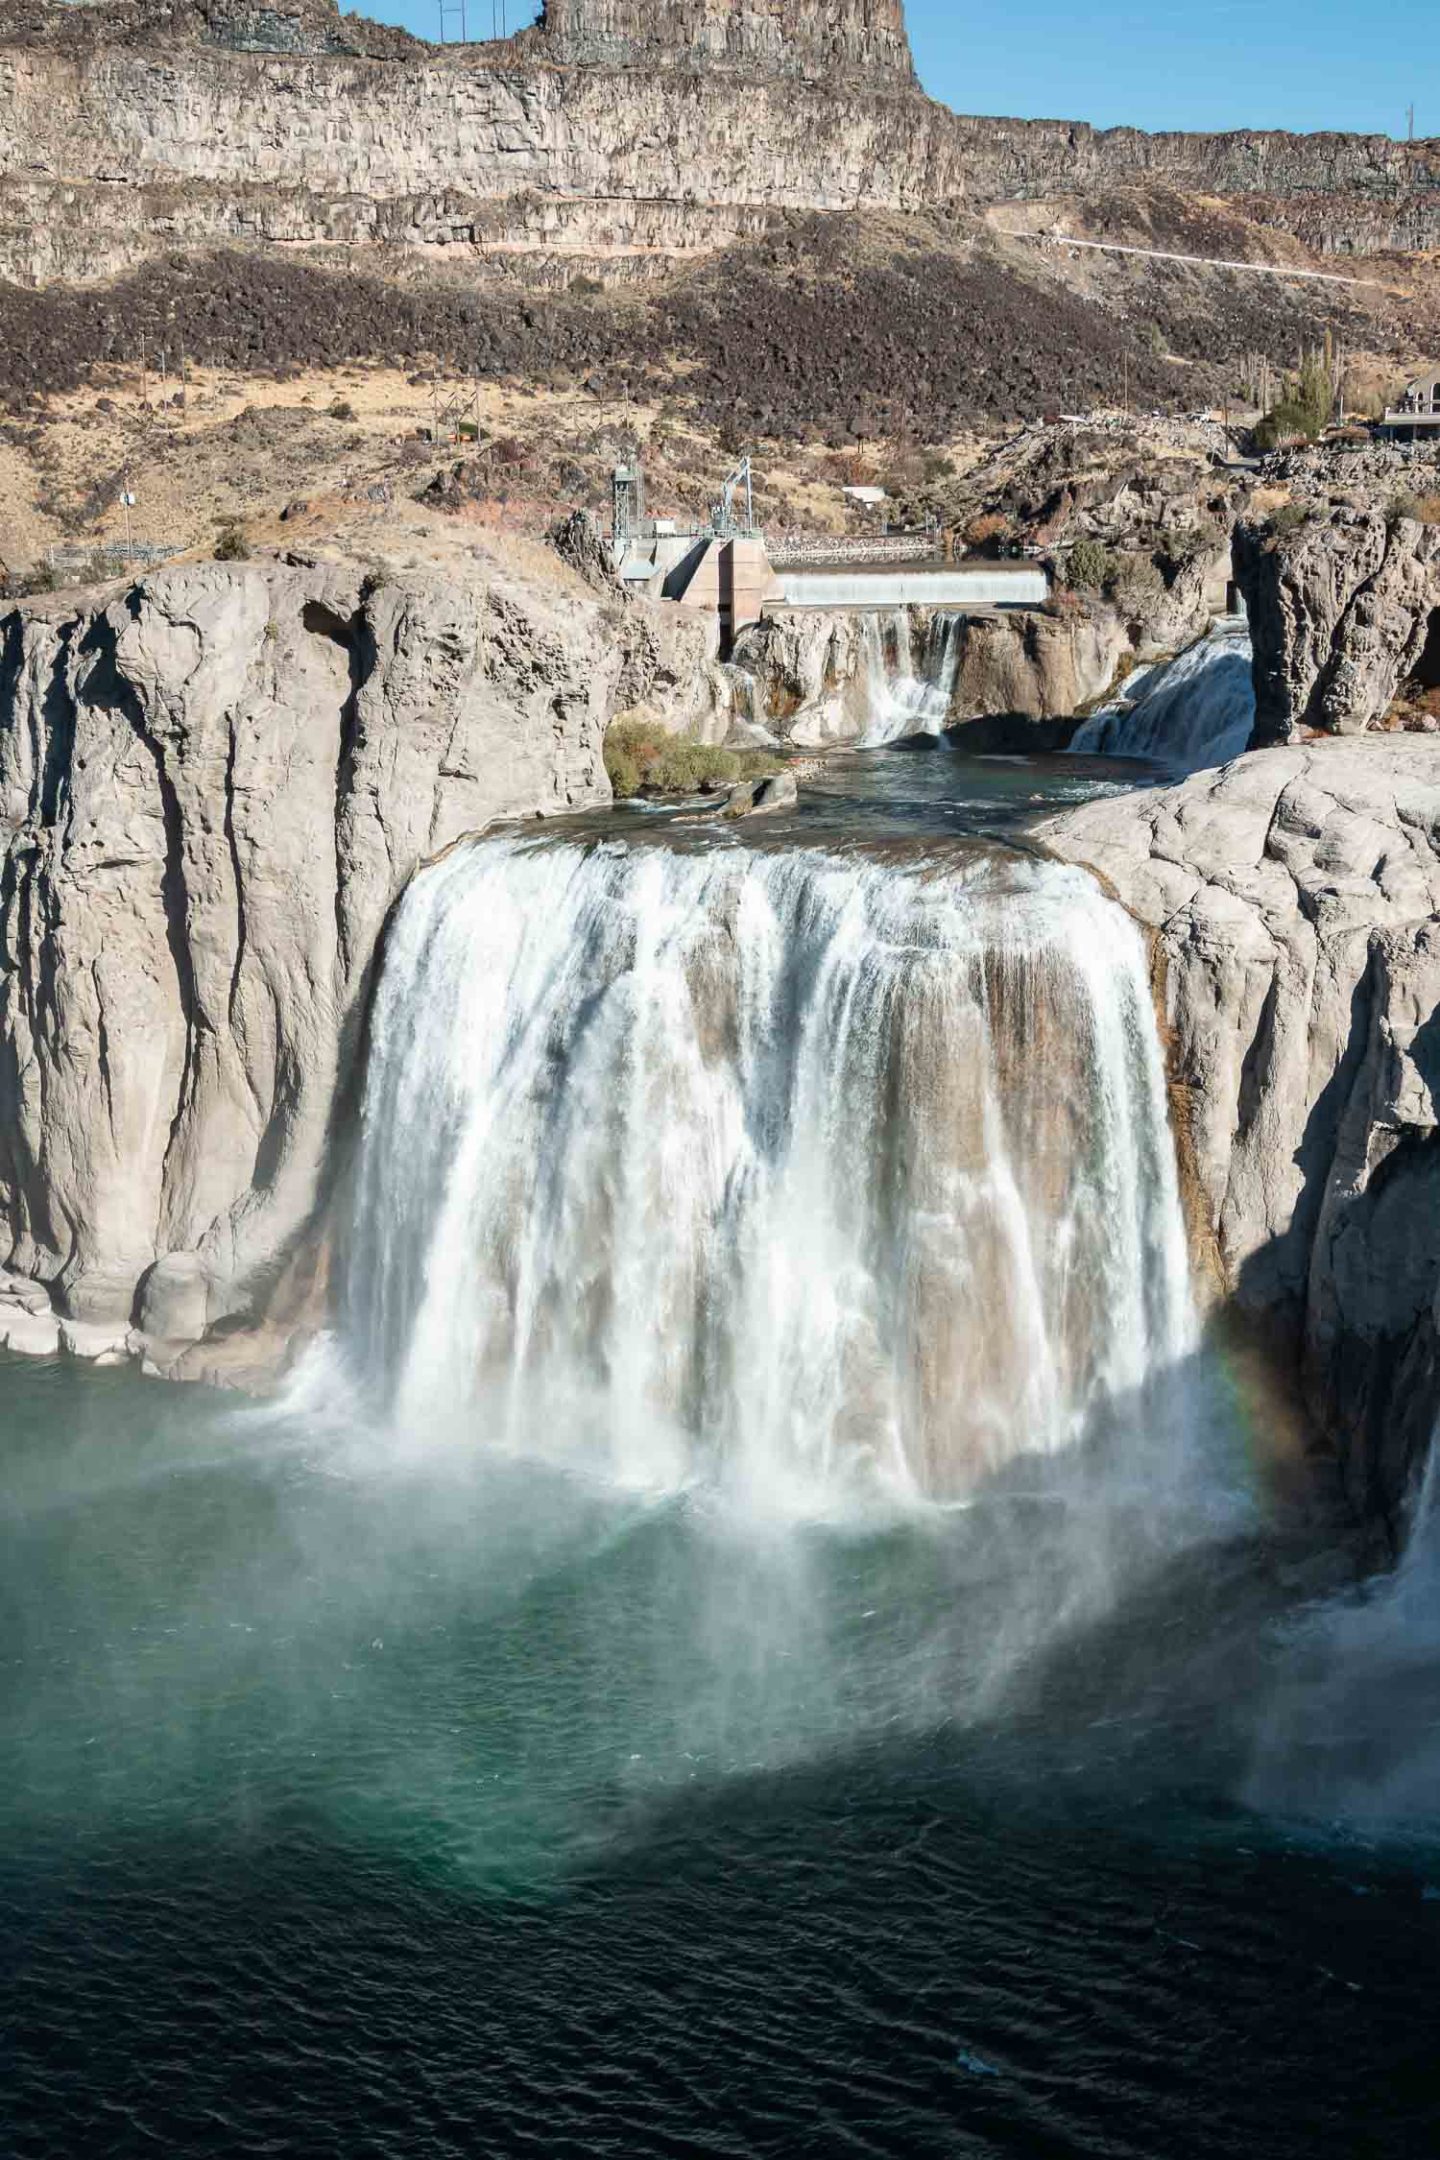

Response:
(1044, 740), (1440, 1523)
(0, 539), (719, 1377)
(535, 0), (915, 81)
(0, 0), (1438, 286)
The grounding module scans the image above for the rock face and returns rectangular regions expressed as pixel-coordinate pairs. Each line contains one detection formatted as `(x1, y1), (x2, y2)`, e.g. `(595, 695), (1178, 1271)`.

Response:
(1, 0), (1439, 285)
(0, 537), (698, 1377)
(1236, 509), (1440, 745)
(730, 604), (1130, 747)
(537, 0), (915, 81)
(1043, 740), (1440, 1523)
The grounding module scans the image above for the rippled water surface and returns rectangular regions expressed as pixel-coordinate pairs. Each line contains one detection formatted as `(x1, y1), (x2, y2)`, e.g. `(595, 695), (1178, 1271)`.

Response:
(3, 1357), (1439, 2160)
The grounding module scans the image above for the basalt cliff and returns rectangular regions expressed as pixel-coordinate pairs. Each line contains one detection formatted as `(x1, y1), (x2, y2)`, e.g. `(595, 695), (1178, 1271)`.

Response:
(0, 0), (1437, 291)
(0, 526), (722, 1377)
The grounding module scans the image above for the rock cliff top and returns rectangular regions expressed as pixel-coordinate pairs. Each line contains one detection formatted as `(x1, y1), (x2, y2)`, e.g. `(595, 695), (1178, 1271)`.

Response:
(534, 0), (915, 83)
(0, 0), (916, 73)
(0, 0), (422, 53)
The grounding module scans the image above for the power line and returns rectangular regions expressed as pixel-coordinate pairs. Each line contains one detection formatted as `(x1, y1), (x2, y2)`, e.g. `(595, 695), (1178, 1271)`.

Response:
(438, 0), (508, 39)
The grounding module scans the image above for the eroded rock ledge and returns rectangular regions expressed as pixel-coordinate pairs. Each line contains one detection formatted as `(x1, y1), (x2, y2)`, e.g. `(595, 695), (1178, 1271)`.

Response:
(1043, 739), (1440, 1522)
(0, 535), (718, 1380)
(1235, 505), (1440, 745)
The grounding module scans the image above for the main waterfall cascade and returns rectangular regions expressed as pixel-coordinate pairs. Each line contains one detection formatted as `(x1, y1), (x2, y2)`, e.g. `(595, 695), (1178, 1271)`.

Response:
(342, 828), (1199, 1511)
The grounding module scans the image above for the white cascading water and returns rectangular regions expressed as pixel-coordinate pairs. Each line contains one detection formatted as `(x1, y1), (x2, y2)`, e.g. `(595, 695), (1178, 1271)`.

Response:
(342, 831), (1196, 1512)
(859, 612), (964, 745)
(1071, 617), (1255, 770)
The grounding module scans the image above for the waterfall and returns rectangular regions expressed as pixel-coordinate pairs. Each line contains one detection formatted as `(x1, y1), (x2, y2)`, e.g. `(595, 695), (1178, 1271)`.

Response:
(859, 612), (964, 746)
(719, 662), (778, 746)
(342, 831), (1196, 1511)
(1071, 617), (1255, 771)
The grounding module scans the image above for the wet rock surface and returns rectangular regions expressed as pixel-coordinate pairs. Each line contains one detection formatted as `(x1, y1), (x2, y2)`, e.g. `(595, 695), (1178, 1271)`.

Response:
(731, 603), (1133, 748)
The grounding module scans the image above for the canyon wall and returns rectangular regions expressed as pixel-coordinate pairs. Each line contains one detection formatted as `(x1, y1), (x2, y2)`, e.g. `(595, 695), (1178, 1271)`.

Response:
(0, 540), (720, 1377)
(1235, 506), (1440, 745)
(0, 0), (1438, 284)
(535, 0), (915, 81)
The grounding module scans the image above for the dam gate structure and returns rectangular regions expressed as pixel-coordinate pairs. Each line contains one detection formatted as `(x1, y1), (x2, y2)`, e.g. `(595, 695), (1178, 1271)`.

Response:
(609, 459), (1050, 654)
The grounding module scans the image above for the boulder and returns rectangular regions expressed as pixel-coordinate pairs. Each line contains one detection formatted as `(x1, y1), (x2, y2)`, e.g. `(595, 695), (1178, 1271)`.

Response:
(722, 771), (798, 818)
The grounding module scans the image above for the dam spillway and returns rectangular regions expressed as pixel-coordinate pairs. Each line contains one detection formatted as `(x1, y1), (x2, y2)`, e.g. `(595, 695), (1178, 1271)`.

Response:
(342, 827), (1195, 1507)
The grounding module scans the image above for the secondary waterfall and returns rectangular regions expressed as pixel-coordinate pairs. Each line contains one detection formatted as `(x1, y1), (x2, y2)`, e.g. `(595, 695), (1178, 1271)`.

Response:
(859, 612), (964, 745)
(1072, 617), (1255, 771)
(342, 830), (1196, 1509)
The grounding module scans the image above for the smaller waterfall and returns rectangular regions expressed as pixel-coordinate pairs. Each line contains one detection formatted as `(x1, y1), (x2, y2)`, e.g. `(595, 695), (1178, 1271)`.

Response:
(719, 663), (778, 747)
(860, 612), (964, 746)
(1071, 617), (1255, 771)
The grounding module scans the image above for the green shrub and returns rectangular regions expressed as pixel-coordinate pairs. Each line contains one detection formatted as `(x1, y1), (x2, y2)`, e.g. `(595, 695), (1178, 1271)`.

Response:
(1066, 537), (1114, 592)
(1268, 502), (1312, 537)
(604, 717), (781, 799)
(213, 522), (251, 561)
(328, 399), (357, 422)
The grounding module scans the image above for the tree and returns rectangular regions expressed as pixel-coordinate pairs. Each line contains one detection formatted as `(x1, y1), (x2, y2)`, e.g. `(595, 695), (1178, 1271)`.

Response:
(1254, 349), (1335, 450)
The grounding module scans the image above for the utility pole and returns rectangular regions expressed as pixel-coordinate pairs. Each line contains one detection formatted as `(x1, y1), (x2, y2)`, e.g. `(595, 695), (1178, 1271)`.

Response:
(120, 464), (135, 564)
(1408, 104), (1416, 142)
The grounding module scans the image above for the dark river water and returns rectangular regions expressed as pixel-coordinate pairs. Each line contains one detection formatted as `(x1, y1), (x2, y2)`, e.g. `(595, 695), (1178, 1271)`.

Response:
(4, 751), (1440, 2159)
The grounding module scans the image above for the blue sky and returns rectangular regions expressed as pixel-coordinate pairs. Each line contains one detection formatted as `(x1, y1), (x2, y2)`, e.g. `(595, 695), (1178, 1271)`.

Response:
(348, 0), (1431, 138)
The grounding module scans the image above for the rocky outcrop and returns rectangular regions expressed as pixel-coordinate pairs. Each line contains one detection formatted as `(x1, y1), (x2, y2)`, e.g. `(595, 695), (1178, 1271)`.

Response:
(1043, 740), (1440, 1524)
(535, 0), (915, 82)
(0, 535), (701, 1378)
(1235, 508), (1440, 745)
(731, 603), (1131, 747)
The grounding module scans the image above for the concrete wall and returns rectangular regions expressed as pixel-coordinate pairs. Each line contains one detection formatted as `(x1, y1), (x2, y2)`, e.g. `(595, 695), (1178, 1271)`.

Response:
(774, 567), (1051, 609)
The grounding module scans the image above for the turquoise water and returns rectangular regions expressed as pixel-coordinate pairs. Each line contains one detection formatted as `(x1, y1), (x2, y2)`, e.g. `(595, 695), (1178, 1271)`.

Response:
(3, 1354), (1439, 2158)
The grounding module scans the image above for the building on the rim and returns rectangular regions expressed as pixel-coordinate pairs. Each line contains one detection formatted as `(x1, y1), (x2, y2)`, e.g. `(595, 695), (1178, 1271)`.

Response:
(1381, 372), (1440, 441)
